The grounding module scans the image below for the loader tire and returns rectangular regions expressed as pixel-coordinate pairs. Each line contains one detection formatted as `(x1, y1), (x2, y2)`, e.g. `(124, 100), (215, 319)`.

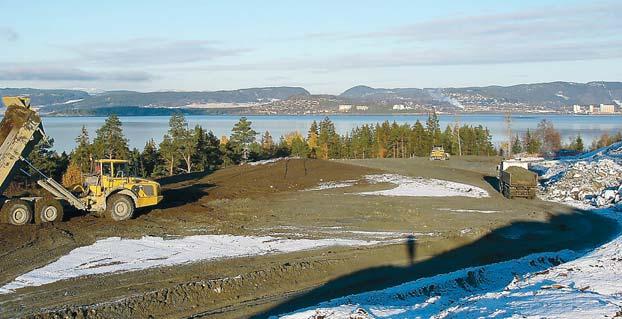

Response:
(1, 199), (33, 225)
(34, 198), (64, 223)
(105, 194), (134, 221)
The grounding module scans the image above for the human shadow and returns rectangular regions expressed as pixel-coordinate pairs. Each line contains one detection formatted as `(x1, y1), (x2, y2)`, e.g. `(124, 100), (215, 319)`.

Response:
(249, 209), (618, 318)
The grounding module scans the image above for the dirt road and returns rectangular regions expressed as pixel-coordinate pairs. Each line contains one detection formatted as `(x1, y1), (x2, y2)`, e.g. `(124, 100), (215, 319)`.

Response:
(0, 158), (617, 318)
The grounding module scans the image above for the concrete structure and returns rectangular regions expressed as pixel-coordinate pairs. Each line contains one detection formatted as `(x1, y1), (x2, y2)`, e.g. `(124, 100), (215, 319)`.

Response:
(392, 104), (406, 110)
(600, 104), (615, 114)
(338, 104), (352, 112)
(573, 105), (582, 113)
(355, 105), (368, 111)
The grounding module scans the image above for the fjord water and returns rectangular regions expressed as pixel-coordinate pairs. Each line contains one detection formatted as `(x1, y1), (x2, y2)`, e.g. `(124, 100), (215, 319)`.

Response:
(42, 114), (622, 152)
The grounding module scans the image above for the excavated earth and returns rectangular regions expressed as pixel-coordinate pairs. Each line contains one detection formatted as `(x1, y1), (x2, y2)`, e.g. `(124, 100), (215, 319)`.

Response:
(0, 158), (617, 319)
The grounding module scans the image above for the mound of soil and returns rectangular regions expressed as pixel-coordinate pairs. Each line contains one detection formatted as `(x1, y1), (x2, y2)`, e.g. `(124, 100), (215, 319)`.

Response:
(161, 158), (379, 202)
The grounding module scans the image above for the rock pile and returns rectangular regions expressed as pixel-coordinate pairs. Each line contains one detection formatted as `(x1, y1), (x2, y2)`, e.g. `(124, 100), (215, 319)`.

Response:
(540, 158), (622, 207)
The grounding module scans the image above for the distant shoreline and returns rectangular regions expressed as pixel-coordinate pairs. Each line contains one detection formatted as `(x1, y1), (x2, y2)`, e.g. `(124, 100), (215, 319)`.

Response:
(37, 112), (622, 118)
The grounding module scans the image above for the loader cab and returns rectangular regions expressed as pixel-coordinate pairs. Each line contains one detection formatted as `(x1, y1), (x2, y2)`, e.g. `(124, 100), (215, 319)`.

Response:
(94, 159), (130, 193)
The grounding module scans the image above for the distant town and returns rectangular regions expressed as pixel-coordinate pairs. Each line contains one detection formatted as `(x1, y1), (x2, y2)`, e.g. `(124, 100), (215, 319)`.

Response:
(1, 81), (621, 116)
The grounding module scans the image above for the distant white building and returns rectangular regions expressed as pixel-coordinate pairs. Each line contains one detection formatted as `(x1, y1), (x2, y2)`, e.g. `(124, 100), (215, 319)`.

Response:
(600, 104), (615, 114)
(392, 104), (406, 110)
(355, 105), (368, 111)
(588, 105), (595, 113)
(572, 105), (582, 113)
(338, 104), (352, 112)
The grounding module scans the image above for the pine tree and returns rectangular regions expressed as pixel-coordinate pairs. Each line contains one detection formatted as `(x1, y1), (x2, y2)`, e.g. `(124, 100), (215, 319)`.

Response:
(426, 111), (442, 146)
(140, 139), (160, 177)
(169, 113), (196, 173)
(574, 134), (584, 152)
(290, 135), (309, 157)
(92, 114), (129, 160)
(71, 125), (92, 173)
(511, 134), (523, 154)
(230, 117), (258, 163)
(412, 120), (427, 157)
(158, 134), (177, 176)
(317, 117), (337, 159)
(307, 121), (319, 158)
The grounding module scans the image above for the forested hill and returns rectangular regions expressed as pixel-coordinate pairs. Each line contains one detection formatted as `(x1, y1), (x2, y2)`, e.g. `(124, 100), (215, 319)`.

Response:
(340, 82), (622, 106)
(0, 87), (310, 111)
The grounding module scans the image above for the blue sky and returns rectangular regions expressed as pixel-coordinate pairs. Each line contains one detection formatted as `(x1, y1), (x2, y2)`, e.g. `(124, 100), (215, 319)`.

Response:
(0, 0), (620, 94)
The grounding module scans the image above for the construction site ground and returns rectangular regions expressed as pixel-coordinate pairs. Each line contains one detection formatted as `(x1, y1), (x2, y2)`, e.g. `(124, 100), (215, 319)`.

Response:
(0, 157), (617, 318)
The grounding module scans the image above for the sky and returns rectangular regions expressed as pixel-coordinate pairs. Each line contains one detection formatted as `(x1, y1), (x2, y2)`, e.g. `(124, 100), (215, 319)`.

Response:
(0, 0), (621, 94)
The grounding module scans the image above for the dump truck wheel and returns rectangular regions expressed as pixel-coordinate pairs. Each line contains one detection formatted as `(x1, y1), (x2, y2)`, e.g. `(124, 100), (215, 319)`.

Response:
(34, 199), (64, 223)
(105, 194), (134, 221)
(1, 199), (33, 225)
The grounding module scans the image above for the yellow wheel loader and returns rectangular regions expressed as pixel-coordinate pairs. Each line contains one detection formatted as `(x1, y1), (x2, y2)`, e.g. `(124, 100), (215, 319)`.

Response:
(429, 146), (450, 161)
(0, 96), (163, 225)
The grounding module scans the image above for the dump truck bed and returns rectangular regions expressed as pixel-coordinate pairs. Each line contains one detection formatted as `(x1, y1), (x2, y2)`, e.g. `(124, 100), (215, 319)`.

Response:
(0, 102), (44, 195)
(502, 166), (537, 186)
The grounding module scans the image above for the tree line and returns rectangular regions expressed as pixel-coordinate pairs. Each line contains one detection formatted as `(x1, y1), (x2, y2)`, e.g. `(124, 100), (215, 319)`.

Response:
(18, 113), (622, 186)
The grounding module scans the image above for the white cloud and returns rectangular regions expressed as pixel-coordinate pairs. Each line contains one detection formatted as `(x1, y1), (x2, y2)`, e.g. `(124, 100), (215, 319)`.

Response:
(71, 38), (249, 66)
(0, 27), (18, 42)
(0, 66), (152, 82)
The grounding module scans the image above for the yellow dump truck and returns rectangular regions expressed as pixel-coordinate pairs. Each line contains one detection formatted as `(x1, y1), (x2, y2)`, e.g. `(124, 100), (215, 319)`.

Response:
(0, 96), (163, 225)
(429, 146), (450, 160)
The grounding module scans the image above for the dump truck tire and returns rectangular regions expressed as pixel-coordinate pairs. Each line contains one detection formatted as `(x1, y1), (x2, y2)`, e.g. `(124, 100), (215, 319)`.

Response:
(1, 199), (33, 225)
(105, 194), (134, 221)
(34, 198), (64, 223)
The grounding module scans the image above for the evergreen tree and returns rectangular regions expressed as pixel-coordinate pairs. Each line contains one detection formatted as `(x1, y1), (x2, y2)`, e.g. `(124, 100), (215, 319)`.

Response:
(426, 111), (442, 146)
(317, 117), (337, 159)
(574, 134), (584, 152)
(511, 134), (523, 154)
(158, 134), (177, 176)
(290, 135), (309, 157)
(128, 148), (141, 176)
(169, 113), (196, 173)
(28, 138), (66, 181)
(229, 117), (258, 163)
(140, 139), (160, 177)
(92, 114), (129, 160)
(441, 125), (455, 155)
(523, 129), (541, 154)
(412, 120), (427, 157)
(307, 121), (319, 158)
(71, 125), (92, 173)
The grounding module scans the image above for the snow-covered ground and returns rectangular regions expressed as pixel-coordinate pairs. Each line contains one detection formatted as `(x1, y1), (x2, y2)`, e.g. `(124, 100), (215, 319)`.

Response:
(279, 208), (622, 319)
(0, 235), (378, 294)
(247, 157), (299, 166)
(304, 174), (489, 198)
(358, 174), (489, 198)
(306, 180), (357, 191)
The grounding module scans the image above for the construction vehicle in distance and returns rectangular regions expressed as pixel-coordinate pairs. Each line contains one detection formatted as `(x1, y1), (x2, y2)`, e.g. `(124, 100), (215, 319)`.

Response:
(429, 146), (450, 161)
(0, 96), (163, 225)
(498, 160), (538, 199)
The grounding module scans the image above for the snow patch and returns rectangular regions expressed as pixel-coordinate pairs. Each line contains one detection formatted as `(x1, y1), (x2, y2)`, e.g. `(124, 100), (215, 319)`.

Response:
(280, 208), (622, 319)
(306, 180), (357, 191)
(247, 157), (299, 166)
(279, 250), (578, 318)
(0, 235), (377, 294)
(358, 174), (489, 198)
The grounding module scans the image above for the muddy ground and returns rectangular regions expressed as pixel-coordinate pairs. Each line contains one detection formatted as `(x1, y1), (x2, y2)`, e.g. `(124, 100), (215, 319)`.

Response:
(0, 157), (617, 318)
